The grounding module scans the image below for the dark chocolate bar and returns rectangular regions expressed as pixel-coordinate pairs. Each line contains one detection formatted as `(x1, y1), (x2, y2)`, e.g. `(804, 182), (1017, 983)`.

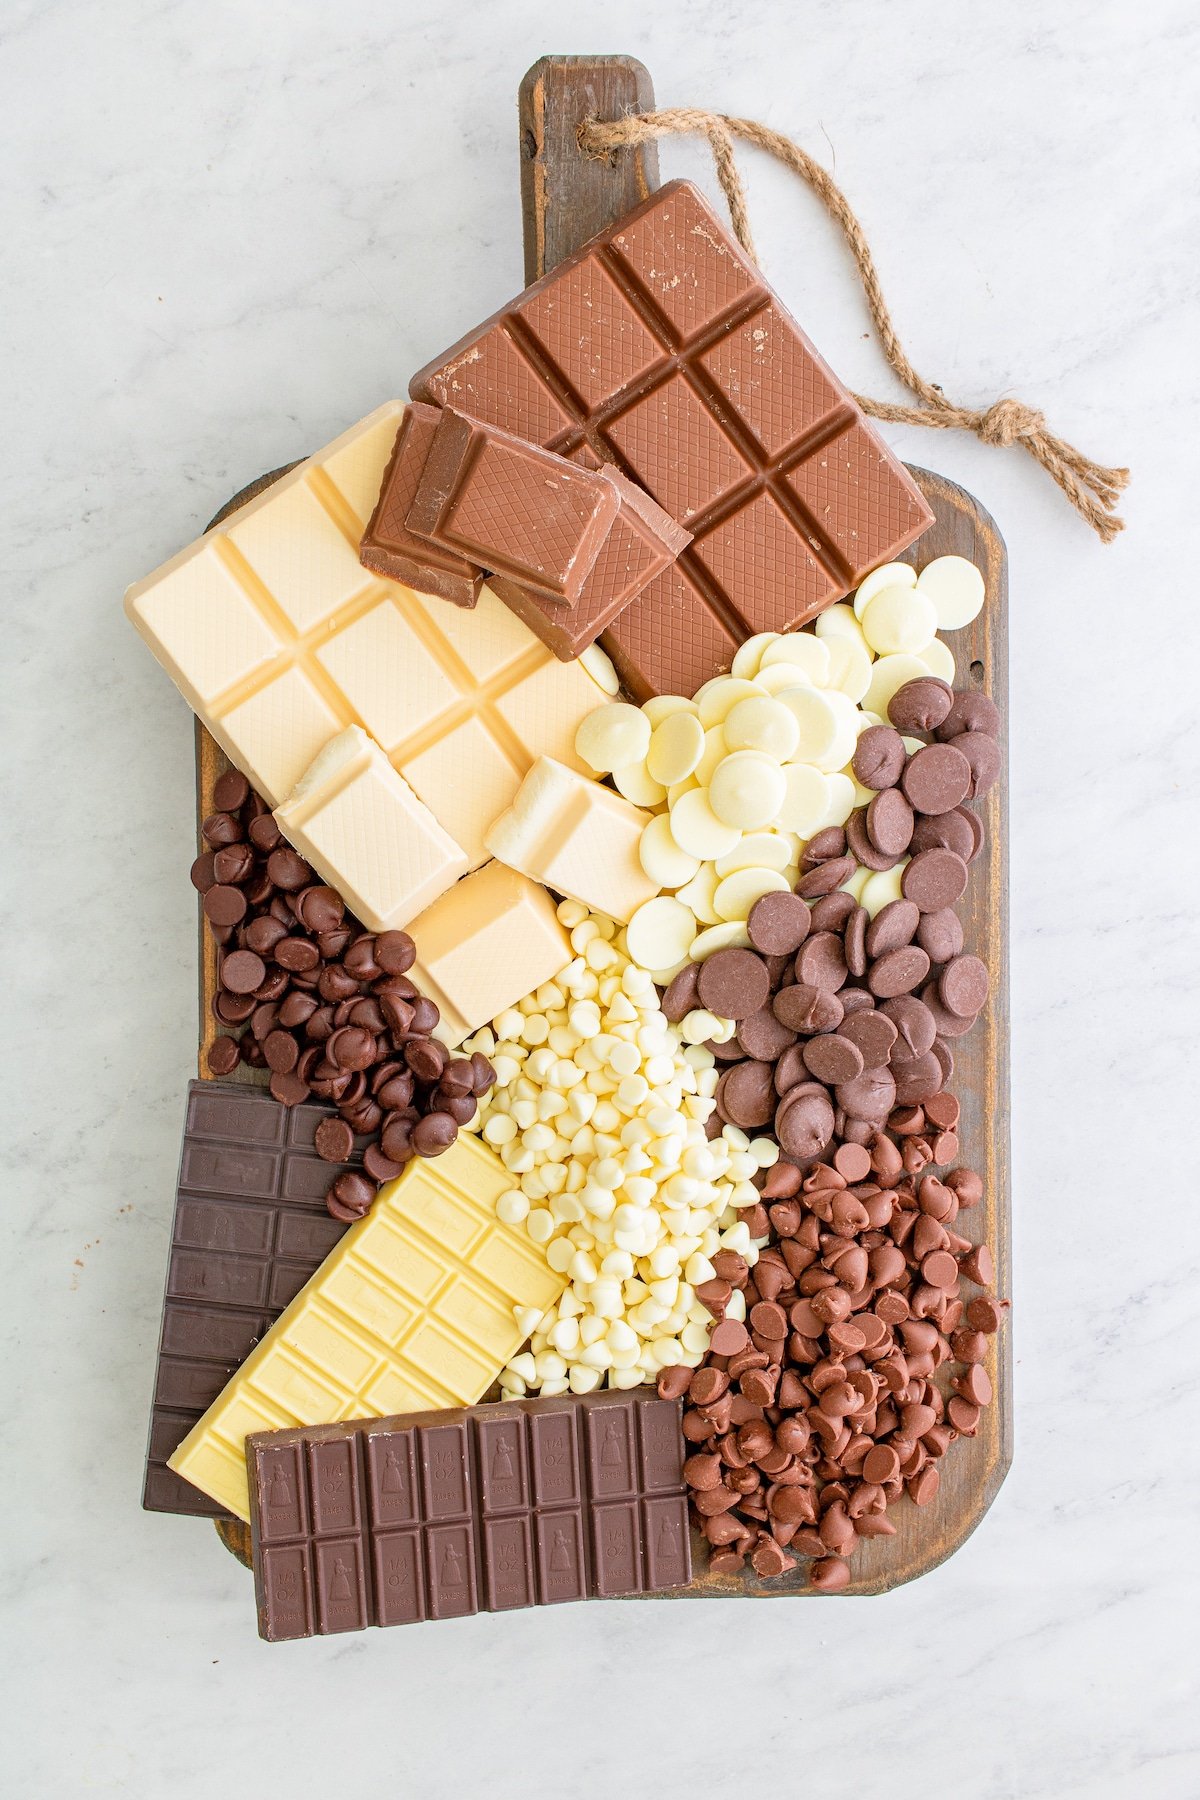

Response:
(248, 1391), (691, 1638)
(142, 1082), (357, 1517)
(412, 179), (933, 698)
(359, 403), (485, 608)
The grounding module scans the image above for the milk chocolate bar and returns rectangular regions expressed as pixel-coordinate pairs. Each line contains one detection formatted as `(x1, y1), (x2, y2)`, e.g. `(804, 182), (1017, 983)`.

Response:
(142, 1082), (356, 1517)
(248, 1390), (691, 1638)
(407, 407), (623, 605)
(413, 180), (933, 698)
(489, 475), (691, 660)
(359, 402), (484, 607)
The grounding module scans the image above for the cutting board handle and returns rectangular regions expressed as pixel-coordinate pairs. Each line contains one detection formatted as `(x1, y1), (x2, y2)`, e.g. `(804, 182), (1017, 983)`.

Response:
(519, 55), (659, 282)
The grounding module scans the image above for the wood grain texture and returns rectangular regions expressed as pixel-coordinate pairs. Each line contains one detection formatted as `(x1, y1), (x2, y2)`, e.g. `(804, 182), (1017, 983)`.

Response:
(519, 56), (658, 285)
(201, 56), (1011, 1592)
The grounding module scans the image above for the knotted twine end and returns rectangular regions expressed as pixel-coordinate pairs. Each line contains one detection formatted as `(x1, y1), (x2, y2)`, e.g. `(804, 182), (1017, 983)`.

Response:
(579, 110), (1129, 542)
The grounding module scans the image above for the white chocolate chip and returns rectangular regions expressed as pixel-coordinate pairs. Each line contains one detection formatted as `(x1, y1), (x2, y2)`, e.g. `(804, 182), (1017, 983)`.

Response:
(576, 701), (651, 773)
(916, 554), (985, 628)
(854, 559), (917, 618)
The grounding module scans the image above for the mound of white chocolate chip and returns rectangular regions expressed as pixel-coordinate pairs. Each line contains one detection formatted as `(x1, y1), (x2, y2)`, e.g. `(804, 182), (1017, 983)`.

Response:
(460, 899), (776, 1398)
(573, 558), (984, 982)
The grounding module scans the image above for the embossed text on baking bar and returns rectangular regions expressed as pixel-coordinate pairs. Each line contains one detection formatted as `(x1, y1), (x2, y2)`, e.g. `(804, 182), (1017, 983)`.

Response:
(248, 1390), (691, 1638)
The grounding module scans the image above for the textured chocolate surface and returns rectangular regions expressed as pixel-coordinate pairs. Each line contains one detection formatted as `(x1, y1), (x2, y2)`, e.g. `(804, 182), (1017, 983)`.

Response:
(248, 1391), (691, 1639)
(406, 407), (621, 604)
(359, 403), (484, 608)
(413, 180), (933, 698)
(142, 1082), (355, 1517)
(490, 470), (692, 658)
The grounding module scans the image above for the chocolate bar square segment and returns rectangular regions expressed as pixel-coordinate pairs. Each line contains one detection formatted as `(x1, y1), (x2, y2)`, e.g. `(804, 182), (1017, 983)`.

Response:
(489, 472), (691, 660)
(412, 180), (933, 697)
(246, 1392), (690, 1640)
(359, 403), (484, 608)
(407, 410), (621, 606)
(141, 1081), (362, 1518)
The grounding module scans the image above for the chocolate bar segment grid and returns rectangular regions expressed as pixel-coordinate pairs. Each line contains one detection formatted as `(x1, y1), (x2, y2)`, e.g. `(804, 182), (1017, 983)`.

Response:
(413, 180), (933, 698)
(142, 1082), (356, 1517)
(249, 1392), (691, 1639)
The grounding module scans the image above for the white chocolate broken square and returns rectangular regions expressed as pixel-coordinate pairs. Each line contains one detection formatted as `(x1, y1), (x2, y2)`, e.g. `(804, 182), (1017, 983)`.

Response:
(485, 757), (659, 924)
(124, 403), (613, 854)
(407, 862), (573, 1048)
(274, 726), (467, 932)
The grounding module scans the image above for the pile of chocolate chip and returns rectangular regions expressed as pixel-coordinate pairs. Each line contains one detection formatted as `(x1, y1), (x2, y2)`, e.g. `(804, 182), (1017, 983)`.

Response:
(657, 673), (1005, 1585)
(191, 769), (494, 1220)
(658, 1124), (1001, 1588)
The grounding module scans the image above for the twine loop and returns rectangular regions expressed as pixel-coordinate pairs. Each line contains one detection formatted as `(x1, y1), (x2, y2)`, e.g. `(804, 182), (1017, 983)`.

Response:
(579, 109), (1128, 541)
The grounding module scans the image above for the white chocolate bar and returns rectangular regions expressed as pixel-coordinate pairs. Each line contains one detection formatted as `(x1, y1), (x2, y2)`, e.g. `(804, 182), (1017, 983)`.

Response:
(125, 402), (613, 866)
(407, 862), (573, 1047)
(485, 756), (659, 924)
(273, 726), (467, 933)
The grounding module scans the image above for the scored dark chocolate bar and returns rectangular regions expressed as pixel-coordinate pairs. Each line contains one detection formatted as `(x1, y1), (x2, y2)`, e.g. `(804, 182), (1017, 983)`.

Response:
(142, 1082), (358, 1517)
(412, 179), (933, 699)
(248, 1391), (691, 1639)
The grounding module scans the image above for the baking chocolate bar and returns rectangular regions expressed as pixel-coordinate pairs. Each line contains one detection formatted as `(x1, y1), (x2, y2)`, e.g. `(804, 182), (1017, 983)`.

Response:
(359, 402), (484, 607)
(248, 1390), (691, 1638)
(412, 180), (933, 698)
(142, 1082), (356, 1517)
(407, 407), (622, 605)
(490, 474), (691, 660)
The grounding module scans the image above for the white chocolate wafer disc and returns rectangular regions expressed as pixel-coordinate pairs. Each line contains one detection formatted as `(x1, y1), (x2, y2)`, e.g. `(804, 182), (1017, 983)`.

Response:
(814, 690), (861, 773)
(667, 775), (700, 808)
(919, 634), (956, 685)
(580, 642), (620, 695)
(696, 676), (760, 729)
(625, 896), (698, 971)
(823, 635), (873, 703)
(861, 585), (938, 656)
(715, 832), (794, 877)
(863, 653), (933, 720)
(854, 560), (917, 618)
(776, 763), (831, 835)
(639, 813), (701, 889)
(646, 709), (705, 786)
(731, 632), (780, 680)
(709, 751), (786, 830)
(714, 866), (790, 922)
(576, 702), (651, 773)
(690, 920), (752, 959)
(642, 694), (697, 727)
(675, 861), (722, 925)
(611, 761), (667, 807)
(917, 554), (985, 628)
(753, 661), (811, 697)
(860, 861), (909, 917)
(693, 726), (729, 787)
(759, 633), (831, 686)
(722, 695), (800, 762)
(815, 602), (870, 650)
(776, 686), (840, 763)
(815, 771), (857, 830)
(841, 865), (872, 902)
(669, 788), (742, 860)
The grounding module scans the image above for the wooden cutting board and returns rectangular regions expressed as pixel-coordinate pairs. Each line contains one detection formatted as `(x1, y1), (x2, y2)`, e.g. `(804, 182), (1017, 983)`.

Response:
(200, 54), (1011, 1593)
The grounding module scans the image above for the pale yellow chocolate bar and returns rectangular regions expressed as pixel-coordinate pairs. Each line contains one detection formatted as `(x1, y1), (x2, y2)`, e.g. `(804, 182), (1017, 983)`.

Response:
(167, 1132), (564, 1520)
(407, 861), (573, 1047)
(485, 756), (659, 925)
(125, 402), (612, 866)
(273, 725), (467, 933)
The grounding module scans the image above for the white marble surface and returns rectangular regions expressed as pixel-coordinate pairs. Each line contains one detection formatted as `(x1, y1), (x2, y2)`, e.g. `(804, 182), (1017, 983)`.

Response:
(3, 0), (1198, 1793)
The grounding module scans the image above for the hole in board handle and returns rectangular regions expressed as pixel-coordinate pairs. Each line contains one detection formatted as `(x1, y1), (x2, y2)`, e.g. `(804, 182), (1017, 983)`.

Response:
(969, 660), (985, 684)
